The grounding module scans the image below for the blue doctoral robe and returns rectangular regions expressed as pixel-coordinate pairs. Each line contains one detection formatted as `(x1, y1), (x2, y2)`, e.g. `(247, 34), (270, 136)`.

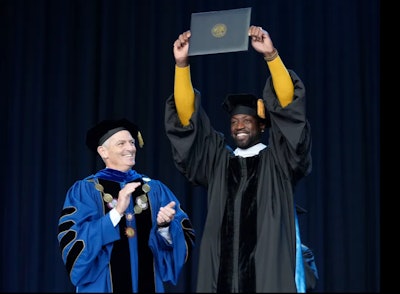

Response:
(58, 168), (195, 292)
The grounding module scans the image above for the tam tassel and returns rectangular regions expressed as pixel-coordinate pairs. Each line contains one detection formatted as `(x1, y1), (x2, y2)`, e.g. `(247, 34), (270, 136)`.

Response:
(137, 131), (144, 148)
(257, 99), (266, 119)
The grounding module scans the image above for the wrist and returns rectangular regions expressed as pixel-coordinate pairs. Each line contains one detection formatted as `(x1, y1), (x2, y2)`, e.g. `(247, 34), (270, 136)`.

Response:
(157, 221), (170, 228)
(114, 208), (124, 217)
(176, 62), (189, 68)
(175, 57), (189, 68)
(263, 48), (279, 62)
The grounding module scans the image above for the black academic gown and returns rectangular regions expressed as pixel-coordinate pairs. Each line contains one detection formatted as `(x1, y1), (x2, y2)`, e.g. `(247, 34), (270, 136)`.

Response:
(165, 70), (312, 292)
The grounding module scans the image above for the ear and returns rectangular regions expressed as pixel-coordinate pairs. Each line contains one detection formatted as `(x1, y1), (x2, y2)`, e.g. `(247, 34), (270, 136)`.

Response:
(97, 145), (108, 159)
(259, 121), (266, 132)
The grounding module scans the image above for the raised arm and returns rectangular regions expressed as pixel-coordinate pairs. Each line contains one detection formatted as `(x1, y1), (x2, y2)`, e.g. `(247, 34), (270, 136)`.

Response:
(173, 30), (195, 126)
(249, 25), (294, 107)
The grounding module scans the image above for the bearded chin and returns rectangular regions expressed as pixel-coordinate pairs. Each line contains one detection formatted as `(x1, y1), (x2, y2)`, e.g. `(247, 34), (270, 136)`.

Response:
(234, 136), (260, 149)
(235, 138), (250, 149)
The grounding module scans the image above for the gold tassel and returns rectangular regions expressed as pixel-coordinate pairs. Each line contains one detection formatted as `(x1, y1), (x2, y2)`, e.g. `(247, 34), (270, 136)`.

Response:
(137, 131), (144, 148)
(257, 99), (266, 119)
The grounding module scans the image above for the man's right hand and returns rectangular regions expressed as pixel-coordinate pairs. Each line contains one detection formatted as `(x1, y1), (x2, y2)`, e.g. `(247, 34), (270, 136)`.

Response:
(116, 181), (141, 215)
(173, 30), (191, 67)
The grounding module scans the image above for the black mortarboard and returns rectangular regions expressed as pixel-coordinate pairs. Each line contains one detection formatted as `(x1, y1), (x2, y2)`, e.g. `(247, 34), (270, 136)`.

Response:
(188, 7), (252, 56)
(85, 118), (144, 153)
(222, 93), (271, 127)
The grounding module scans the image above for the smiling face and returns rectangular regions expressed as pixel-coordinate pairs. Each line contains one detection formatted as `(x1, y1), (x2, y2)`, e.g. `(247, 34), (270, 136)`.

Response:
(97, 130), (137, 172)
(230, 114), (265, 149)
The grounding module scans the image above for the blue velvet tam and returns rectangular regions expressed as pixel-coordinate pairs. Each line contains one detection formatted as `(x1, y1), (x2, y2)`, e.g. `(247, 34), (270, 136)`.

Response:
(85, 118), (143, 153)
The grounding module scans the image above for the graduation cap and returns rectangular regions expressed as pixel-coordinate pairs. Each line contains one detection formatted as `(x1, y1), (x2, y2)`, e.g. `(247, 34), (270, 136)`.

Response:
(222, 93), (271, 127)
(85, 118), (144, 153)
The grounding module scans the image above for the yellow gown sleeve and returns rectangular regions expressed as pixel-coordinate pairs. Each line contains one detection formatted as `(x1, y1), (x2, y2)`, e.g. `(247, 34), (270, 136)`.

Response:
(266, 56), (294, 107)
(174, 65), (195, 126)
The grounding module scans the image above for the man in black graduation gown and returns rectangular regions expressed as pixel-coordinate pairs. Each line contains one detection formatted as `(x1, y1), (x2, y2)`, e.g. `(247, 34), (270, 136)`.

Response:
(164, 26), (317, 292)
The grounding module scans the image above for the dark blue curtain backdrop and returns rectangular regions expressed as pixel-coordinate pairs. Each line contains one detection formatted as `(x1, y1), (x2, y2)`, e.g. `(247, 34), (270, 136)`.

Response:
(0, 0), (380, 292)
